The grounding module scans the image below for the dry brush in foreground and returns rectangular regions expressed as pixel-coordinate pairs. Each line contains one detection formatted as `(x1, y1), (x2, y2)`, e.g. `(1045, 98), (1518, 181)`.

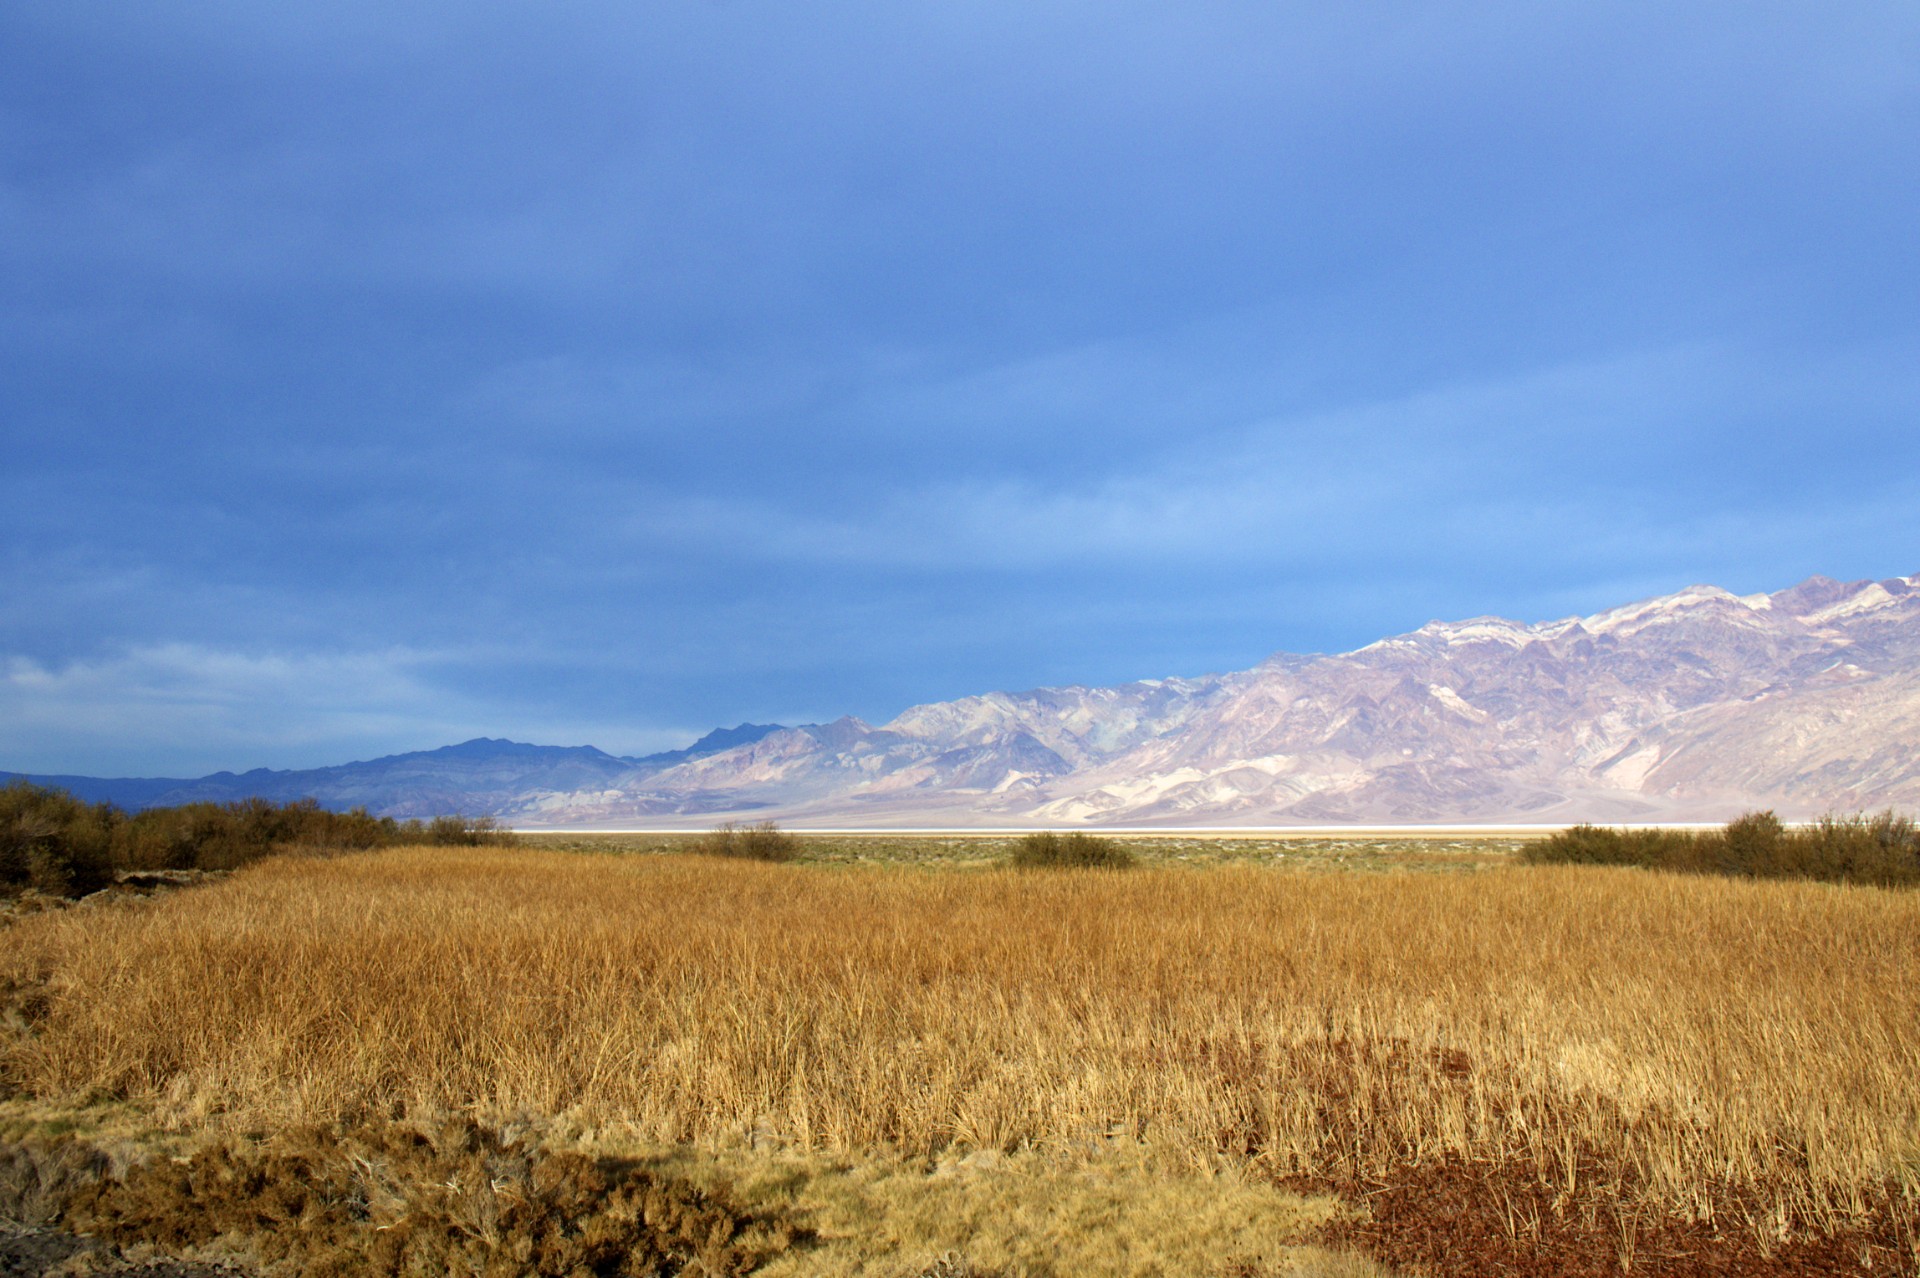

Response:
(1, 848), (1917, 1274)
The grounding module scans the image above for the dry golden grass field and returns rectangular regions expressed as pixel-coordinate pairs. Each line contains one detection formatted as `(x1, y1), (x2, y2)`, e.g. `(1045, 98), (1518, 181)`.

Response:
(0, 840), (1915, 1276)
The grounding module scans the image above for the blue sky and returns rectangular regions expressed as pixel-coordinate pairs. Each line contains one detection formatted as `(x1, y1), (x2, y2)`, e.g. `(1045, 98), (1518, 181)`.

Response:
(4, 1), (1918, 775)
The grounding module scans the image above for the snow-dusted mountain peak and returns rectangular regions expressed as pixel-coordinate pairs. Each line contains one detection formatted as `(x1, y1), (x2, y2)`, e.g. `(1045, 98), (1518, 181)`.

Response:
(1799, 578), (1916, 625)
(1409, 616), (1543, 648)
(1580, 584), (1773, 637)
(20, 571), (1917, 827)
(1768, 573), (1919, 618)
(555, 568), (1918, 827)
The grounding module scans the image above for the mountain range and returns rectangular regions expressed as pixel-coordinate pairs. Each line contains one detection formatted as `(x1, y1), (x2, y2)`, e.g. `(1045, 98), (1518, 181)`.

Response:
(2, 726), (783, 821)
(8, 573), (1918, 827)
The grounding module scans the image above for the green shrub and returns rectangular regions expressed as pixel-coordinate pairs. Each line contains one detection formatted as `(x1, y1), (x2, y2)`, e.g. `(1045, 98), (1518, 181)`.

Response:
(1520, 823), (1705, 869)
(1009, 831), (1134, 869)
(1522, 823), (1629, 865)
(1523, 809), (1920, 887)
(1718, 810), (1787, 875)
(690, 820), (800, 862)
(1798, 811), (1920, 886)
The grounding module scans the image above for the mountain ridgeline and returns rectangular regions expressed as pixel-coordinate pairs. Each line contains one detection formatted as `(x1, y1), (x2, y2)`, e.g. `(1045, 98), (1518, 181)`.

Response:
(9, 574), (1918, 826)
(2, 727), (791, 821)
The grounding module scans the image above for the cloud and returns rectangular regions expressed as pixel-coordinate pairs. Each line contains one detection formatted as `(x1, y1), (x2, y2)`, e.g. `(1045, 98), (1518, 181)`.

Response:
(3, 2), (1917, 773)
(0, 645), (462, 774)
(0, 644), (702, 775)
(619, 341), (1920, 576)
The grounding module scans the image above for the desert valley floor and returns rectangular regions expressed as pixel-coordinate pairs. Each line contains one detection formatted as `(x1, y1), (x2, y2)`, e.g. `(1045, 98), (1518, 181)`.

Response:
(0, 831), (1914, 1276)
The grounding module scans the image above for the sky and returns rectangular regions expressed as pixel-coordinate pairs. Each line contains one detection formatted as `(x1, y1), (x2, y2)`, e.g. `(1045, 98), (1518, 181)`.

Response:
(3, 1), (1918, 776)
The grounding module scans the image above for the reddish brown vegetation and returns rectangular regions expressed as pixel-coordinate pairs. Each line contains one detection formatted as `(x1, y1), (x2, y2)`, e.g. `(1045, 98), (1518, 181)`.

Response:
(1264, 1043), (1920, 1277)
(1, 1120), (801, 1277)
(1314, 1152), (1916, 1277)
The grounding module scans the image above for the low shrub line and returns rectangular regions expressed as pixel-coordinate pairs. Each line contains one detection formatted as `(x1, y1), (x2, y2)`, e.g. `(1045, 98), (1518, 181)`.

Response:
(680, 824), (1139, 869)
(1522, 809), (1920, 886)
(0, 780), (513, 897)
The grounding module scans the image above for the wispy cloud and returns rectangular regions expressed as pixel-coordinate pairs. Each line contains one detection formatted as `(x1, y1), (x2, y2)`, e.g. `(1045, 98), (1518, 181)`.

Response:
(0, 645), (469, 775)
(0, 644), (698, 775)
(623, 343), (1917, 577)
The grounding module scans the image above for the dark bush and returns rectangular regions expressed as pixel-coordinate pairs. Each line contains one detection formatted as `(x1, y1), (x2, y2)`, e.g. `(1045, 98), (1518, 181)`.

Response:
(117, 797), (420, 871)
(1718, 810), (1787, 875)
(1009, 830), (1135, 869)
(1799, 811), (1920, 886)
(1521, 823), (1695, 868)
(1520, 823), (1615, 865)
(0, 780), (116, 897)
(0, 781), (517, 897)
(690, 820), (801, 862)
(1522, 809), (1920, 887)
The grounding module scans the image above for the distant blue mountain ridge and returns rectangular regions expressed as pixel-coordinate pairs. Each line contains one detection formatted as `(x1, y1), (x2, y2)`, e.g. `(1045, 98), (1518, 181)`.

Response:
(11, 571), (1920, 827)
(0, 725), (787, 818)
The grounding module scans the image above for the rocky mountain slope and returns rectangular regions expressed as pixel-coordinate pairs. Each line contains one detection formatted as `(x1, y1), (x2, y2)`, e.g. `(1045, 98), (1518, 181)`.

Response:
(11, 574), (1917, 826)
(539, 572), (1915, 827)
